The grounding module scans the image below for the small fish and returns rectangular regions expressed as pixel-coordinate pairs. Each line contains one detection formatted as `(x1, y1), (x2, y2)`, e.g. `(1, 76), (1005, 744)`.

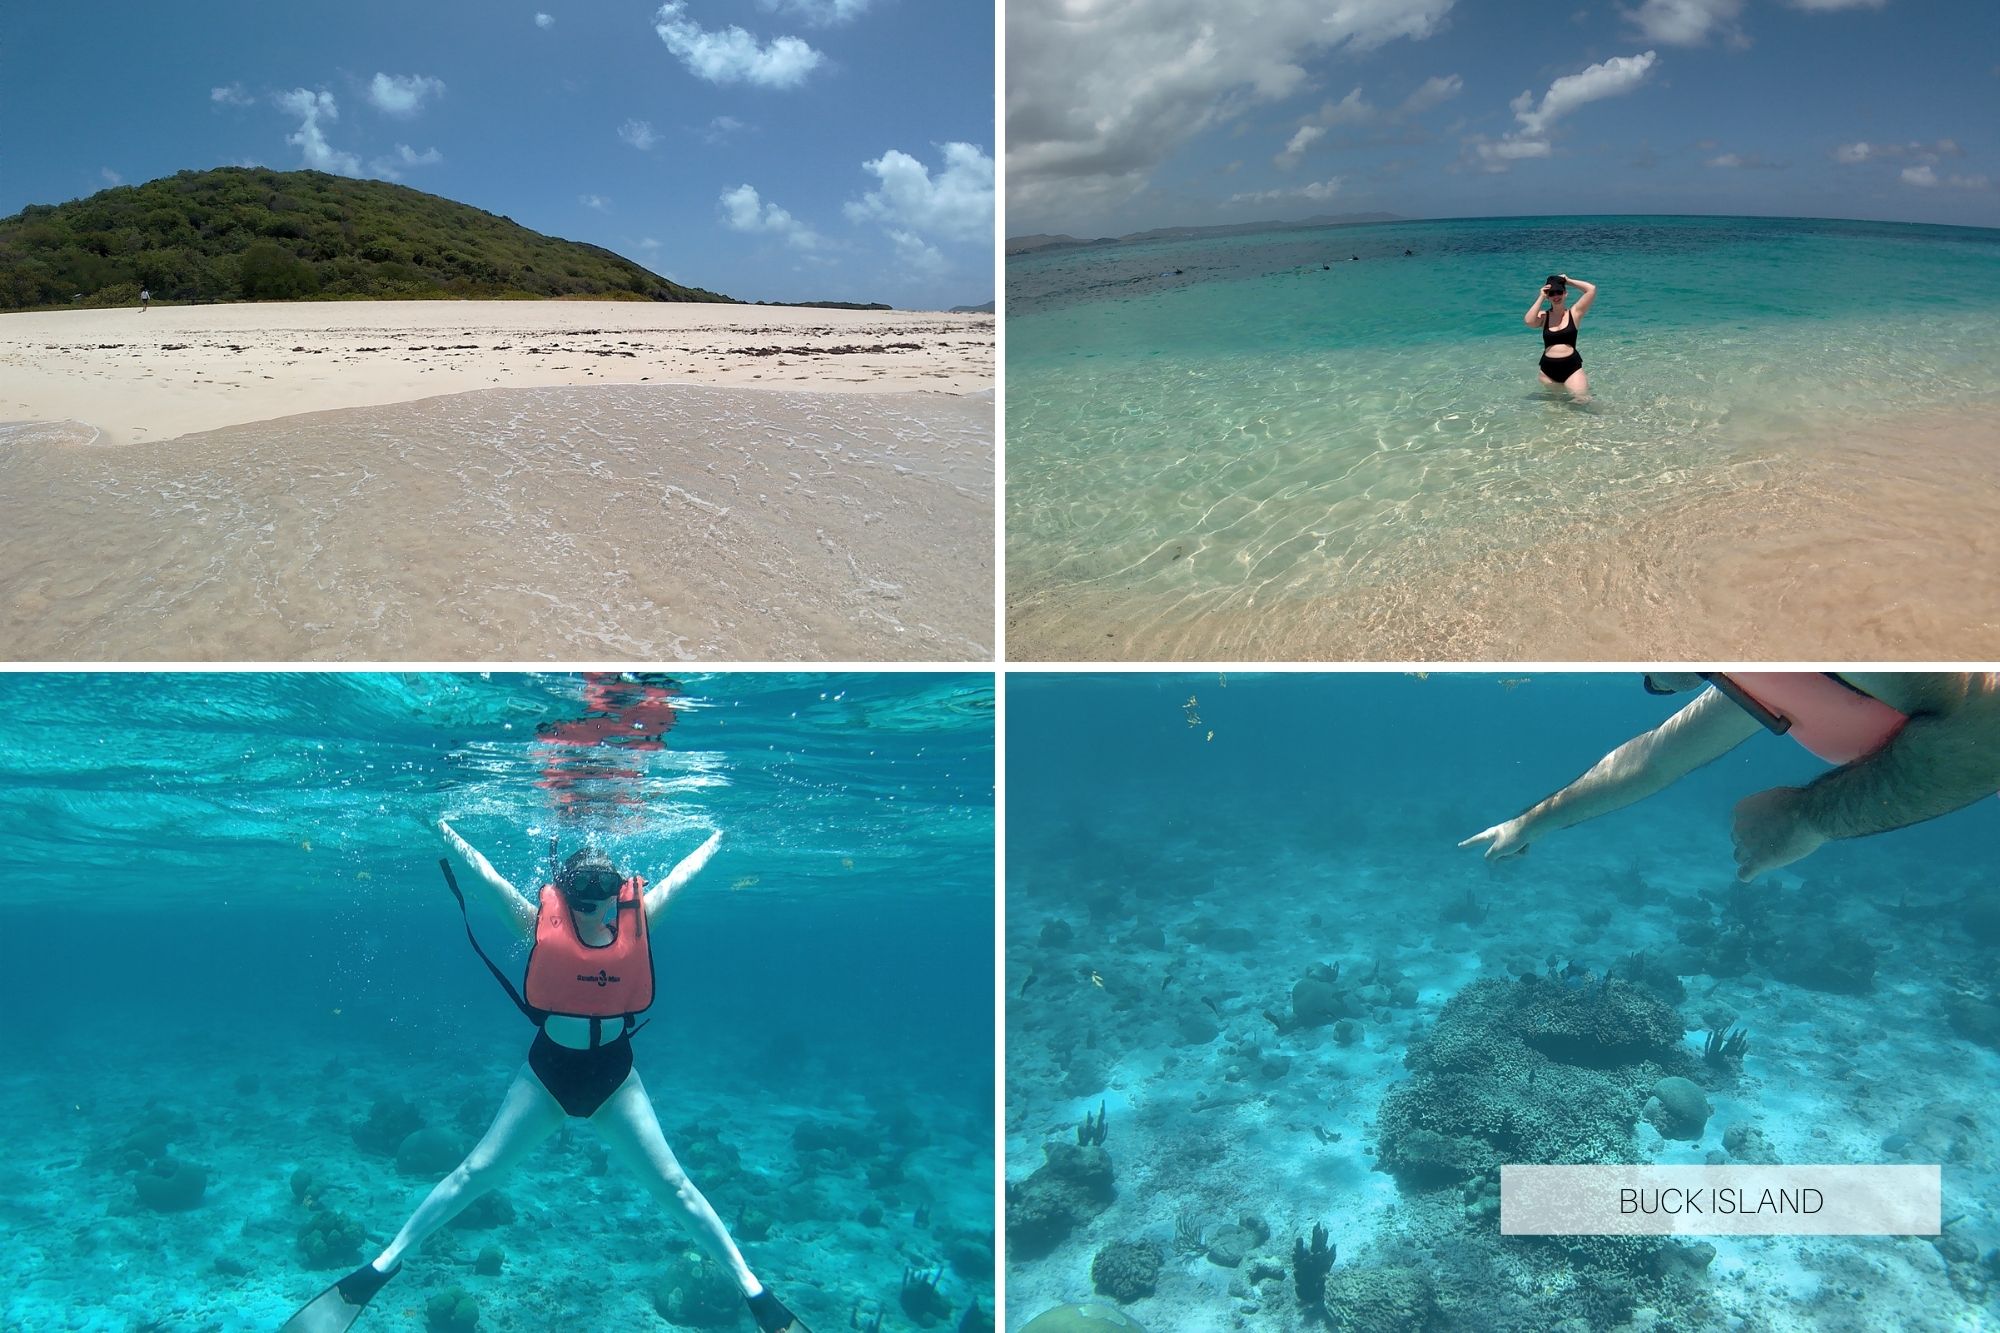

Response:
(1206, 730), (1214, 742)
(732, 876), (760, 890)
(355, 871), (372, 881)
(841, 857), (854, 870)
(330, 1008), (342, 1017)
(1019, 972), (1038, 997)
(1201, 996), (1222, 1018)
(1090, 970), (1104, 988)
(299, 838), (312, 852)
(1501, 677), (1531, 691)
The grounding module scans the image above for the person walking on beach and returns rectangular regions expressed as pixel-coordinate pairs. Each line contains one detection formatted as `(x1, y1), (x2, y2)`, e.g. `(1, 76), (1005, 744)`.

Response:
(138, 287), (149, 312)
(1461, 672), (2000, 881)
(1525, 273), (1594, 399)
(277, 820), (814, 1333)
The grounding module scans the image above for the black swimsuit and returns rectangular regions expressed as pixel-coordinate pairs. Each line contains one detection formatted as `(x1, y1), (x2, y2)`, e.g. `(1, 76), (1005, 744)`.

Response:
(529, 1026), (635, 1118)
(1538, 308), (1582, 384)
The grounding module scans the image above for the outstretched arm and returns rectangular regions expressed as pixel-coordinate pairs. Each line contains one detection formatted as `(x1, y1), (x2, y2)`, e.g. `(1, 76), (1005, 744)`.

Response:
(439, 819), (537, 940)
(1462, 685), (1762, 860)
(1732, 673), (2000, 880)
(643, 829), (724, 923)
(1564, 274), (1598, 319)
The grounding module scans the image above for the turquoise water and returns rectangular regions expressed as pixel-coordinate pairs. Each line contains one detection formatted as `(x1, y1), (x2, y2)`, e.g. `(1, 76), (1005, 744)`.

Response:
(1006, 216), (2000, 657)
(0, 672), (994, 1331)
(1004, 672), (2000, 1332)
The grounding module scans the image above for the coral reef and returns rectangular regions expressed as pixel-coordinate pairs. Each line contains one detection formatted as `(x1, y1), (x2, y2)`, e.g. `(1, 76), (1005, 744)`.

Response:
(901, 1264), (952, 1327)
(1642, 1077), (1711, 1142)
(1323, 1265), (1440, 1333)
(296, 1206), (366, 1268)
(1375, 975), (1693, 1187)
(396, 1125), (462, 1176)
(1018, 1304), (1147, 1333)
(1006, 1133), (1117, 1258)
(1091, 1239), (1162, 1303)
(651, 1249), (743, 1328)
(353, 1096), (424, 1156)
(132, 1156), (207, 1212)
(1291, 1221), (1335, 1309)
(424, 1286), (481, 1333)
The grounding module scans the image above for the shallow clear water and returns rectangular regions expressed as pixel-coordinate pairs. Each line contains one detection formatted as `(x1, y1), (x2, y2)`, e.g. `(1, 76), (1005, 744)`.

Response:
(1006, 216), (2000, 659)
(0, 383), (995, 661)
(0, 672), (995, 1331)
(1004, 673), (2000, 1333)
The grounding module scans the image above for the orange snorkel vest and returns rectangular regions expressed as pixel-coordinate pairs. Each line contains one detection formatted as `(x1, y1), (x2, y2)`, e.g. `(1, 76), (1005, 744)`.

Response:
(1711, 673), (1907, 764)
(524, 879), (654, 1018)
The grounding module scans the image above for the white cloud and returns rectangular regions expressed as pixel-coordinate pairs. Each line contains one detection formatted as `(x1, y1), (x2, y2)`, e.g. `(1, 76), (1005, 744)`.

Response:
(618, 118), (659, 150)
(654, 2), (823, 89)
(369, 143), (443, 178)
(844, 142), (993, 243)
(1472, 50), (1657, 171)
(704, 115), (748, 143)
(888, 229), (948, 278)
(1902, 164), (1989, 189)
(758, 0), (871, 25)
(1275, 123), (1326, 169)
(1230, 176), (1343, 205)
(1320, 87), (1378, 128)
(211, 82), (254, 107)
(638, 237), (662, 250)
(1516, 52), (1658, 136)
(1006, 0), (1454, 229)
(1398, 73), (1463, 116)
(1783, 0), (1884, 9)
(366, 73), (446, 118)
(1628, 0), (1746, 47)
(275, 88), (362, 176)
(535, 12), (555, 27)
(580, 194), (610, 210)
(1708, 152), (1782, 169)
(100, 167), (122, 185)
(1834, 139), (1964, 165)
(720, 183), (821, 249)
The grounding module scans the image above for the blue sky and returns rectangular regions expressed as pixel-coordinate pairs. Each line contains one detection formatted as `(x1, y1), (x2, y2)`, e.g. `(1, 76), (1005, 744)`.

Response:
(2, 1), (994, 308)
(1007, 0), (1997, 236)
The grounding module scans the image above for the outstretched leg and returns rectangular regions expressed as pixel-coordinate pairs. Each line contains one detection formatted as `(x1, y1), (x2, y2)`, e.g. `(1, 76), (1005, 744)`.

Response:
(372, 1064), (566, 1270)
(590, 1068), (759, 1291)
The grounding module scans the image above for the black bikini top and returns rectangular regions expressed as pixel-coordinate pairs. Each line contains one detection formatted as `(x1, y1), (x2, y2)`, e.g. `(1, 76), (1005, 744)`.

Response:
(1541, 308), (1577, 346)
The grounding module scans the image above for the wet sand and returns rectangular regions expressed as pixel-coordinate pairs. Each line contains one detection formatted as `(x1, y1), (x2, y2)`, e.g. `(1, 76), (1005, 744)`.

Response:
(0, 299), (992, 445)
(1005, 402), (2000, 661)
(0, 384), (992, 662)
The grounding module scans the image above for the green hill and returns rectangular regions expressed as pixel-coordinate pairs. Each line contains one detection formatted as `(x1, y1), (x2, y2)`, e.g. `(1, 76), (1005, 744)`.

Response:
(0, 167), (732, 310)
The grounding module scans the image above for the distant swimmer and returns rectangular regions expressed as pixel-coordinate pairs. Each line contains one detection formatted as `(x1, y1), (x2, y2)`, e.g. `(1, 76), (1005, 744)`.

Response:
(1462, 673), (2000, 882)
(1404, 248), (1414, 256)
(1525, 272), (1594, 400)
(139, 287), (150, 312)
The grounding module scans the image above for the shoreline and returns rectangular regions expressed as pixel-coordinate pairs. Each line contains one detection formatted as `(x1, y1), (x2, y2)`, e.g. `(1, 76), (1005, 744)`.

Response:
(1006, 399), (2000, 661)
(0, 299), (993, 446)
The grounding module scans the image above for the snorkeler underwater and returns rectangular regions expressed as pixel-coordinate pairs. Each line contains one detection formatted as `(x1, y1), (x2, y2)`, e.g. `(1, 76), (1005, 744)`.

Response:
(0, 672), (995, 1332)
(1003, 672), (2000, 1333)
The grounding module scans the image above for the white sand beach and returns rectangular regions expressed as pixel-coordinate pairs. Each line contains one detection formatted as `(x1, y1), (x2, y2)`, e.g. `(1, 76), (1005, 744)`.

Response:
(0, 301), (994, 662)
(0, 299), (992, 445)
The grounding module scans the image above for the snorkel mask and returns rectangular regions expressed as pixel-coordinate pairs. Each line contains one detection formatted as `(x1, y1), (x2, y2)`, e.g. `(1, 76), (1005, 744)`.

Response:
(553, 843), (622, 907)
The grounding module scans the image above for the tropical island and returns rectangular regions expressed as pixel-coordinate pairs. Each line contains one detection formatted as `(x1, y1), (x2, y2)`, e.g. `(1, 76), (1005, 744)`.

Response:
(0, 167), (730, 309)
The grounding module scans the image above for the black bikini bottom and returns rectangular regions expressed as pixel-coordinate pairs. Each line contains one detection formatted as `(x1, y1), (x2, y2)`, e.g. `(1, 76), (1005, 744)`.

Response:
(528, 1030), (634, 1118)
(1539, 351), (1583, 384)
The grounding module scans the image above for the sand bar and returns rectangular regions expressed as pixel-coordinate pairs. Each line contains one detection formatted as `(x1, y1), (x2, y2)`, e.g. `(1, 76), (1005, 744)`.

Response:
(0, 299), (992, 444)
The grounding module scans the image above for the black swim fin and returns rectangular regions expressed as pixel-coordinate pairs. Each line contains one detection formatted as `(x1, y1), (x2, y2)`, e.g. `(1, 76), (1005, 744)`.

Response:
(278, 1261), (400, 1332)
(747, 1288), (813, 1333)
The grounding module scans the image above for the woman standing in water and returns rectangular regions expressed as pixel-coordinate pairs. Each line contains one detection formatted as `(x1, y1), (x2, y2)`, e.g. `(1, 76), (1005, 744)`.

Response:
(279, 820), (811, 1333)
(1525, 272), (1596, 400)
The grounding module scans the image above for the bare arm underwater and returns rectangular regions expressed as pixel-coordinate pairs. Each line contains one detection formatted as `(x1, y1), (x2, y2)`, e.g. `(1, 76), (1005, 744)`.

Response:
(643, 829), (724, 924)
(438, 818), (537, 939)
